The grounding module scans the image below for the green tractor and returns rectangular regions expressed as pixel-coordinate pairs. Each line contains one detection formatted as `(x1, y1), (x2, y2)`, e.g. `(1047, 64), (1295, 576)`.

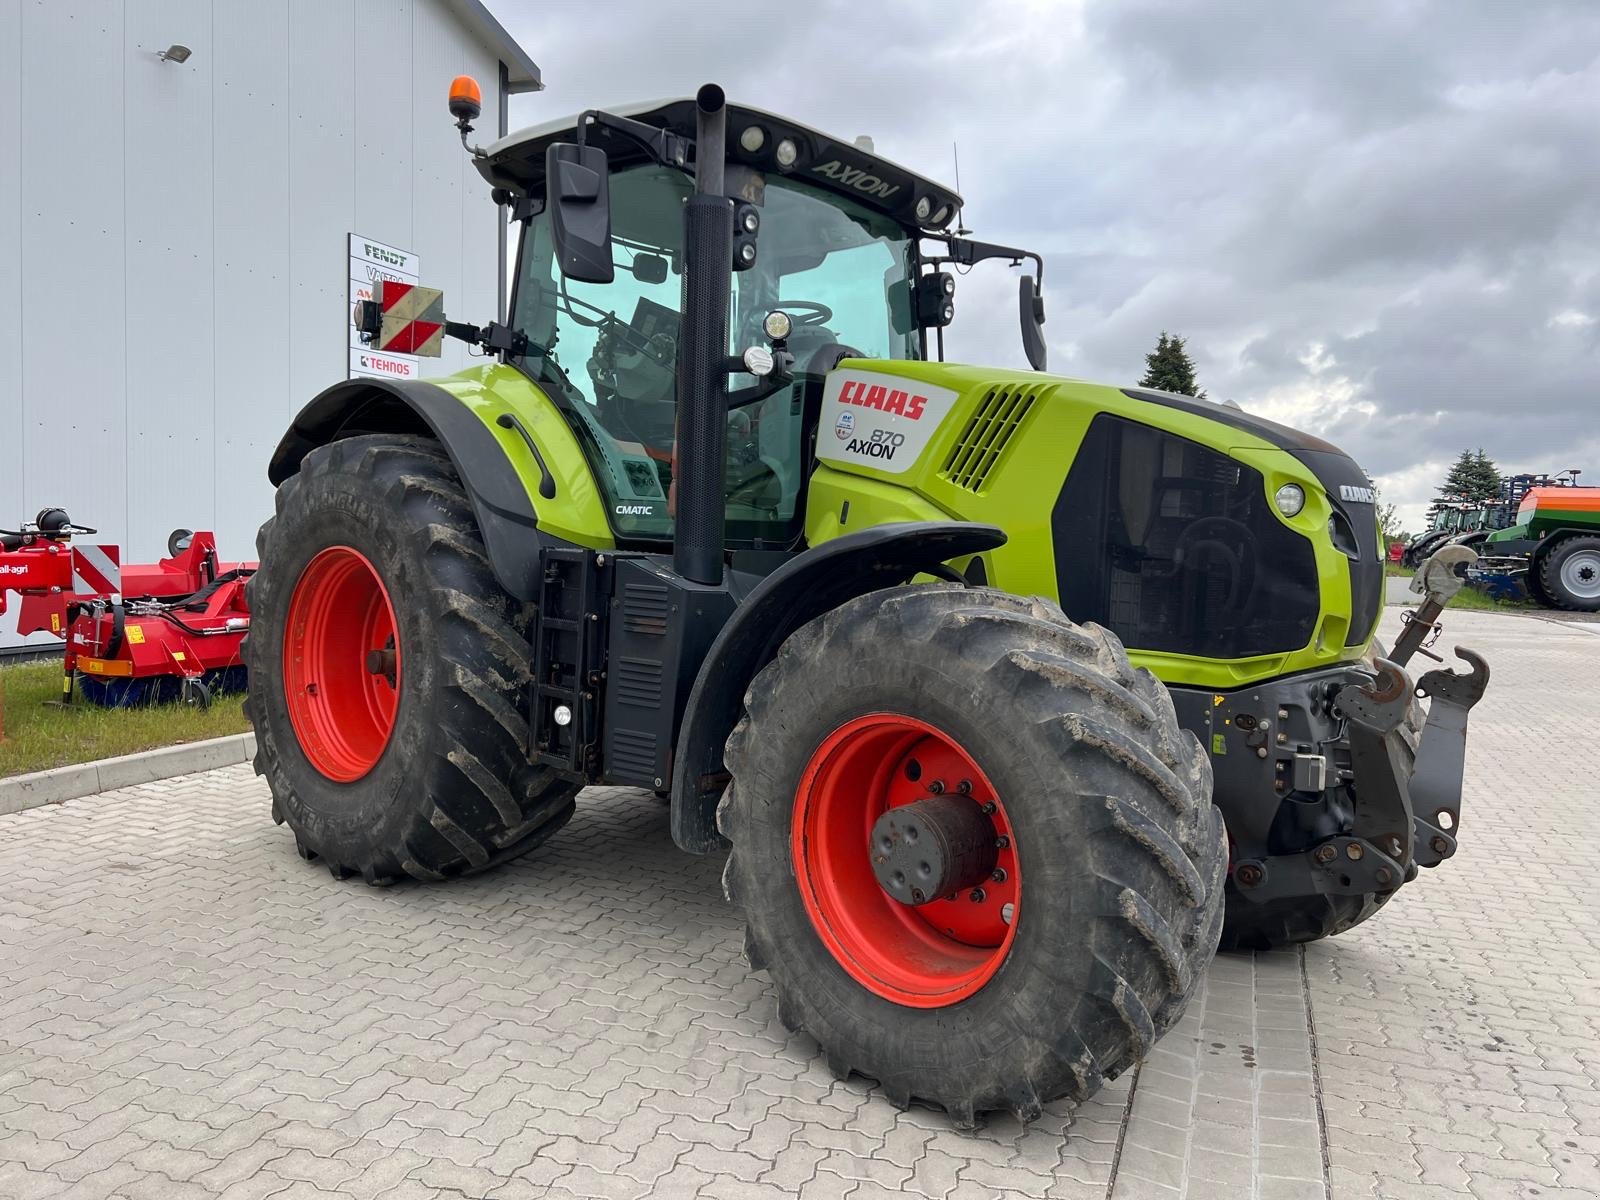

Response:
(1476, 475), (1600, 610)
(245, 83), (1489, 1123)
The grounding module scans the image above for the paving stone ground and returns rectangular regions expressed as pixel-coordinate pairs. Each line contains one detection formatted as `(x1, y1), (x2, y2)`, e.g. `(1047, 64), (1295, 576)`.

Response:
(1, 608), (1596, 1199)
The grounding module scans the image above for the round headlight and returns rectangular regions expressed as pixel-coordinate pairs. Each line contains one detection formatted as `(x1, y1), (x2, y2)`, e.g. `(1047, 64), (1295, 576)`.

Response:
(931, 204), (950, 226)
(775, 138), (799, 168)
(763, 310), (793, 341)
(914, 196), (932, 222)
(1274, 483), (1306, 518)
(739, 125), (765, 153)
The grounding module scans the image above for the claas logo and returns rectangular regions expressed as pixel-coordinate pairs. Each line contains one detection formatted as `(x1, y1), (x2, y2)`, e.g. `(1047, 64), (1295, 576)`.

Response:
(838, 379), (928, 420)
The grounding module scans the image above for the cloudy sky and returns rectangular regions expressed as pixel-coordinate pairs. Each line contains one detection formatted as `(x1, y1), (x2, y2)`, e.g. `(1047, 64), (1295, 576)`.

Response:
(500, 0), (1599, 532)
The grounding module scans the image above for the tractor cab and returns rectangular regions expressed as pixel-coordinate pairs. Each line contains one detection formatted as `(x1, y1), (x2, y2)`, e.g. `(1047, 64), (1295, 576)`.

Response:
(474, 94), (1039, 550)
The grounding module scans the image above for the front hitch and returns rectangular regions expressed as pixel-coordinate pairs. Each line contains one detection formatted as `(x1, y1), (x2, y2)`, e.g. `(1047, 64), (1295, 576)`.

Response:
(1229, 547), (1491, 905)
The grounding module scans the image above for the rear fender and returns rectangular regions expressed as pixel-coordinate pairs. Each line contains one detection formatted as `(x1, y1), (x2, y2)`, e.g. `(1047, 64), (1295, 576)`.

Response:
(269, 378), (547, 600)
(669, 521), (1007, 853)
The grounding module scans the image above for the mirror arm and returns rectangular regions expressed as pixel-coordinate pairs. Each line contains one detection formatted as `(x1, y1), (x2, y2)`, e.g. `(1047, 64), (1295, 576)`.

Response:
(443, 319), (532, 359)
(575, 109), (692, 173)
(926, 234), (1044, 283)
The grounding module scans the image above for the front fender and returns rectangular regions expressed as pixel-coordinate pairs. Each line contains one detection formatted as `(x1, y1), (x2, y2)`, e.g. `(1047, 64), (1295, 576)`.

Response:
(269, 370), (610, 600)
(669, 521), (1007, 854)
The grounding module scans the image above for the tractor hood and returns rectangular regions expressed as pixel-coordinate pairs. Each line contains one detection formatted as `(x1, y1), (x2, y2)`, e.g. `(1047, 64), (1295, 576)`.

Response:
(808, 359), (1385, 681)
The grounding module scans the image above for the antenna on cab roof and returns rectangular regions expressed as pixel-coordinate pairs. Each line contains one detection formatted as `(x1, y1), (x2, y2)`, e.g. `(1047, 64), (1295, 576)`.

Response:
(952, 142), (971, 236)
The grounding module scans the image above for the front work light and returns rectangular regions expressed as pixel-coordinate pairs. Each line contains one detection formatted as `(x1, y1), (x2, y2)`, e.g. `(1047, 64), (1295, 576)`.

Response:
(1274, 483), (1306, 518)
(763, 310), (793, 341)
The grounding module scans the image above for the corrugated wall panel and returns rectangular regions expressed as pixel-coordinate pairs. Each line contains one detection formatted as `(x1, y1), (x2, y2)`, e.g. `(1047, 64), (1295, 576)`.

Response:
(1, 0), (22, 526)
(20, 3), (128, 549)
(409, 0), (496, 376)
(4, 0), (512, 649)
(212, 2), (291, 552)
(123, 0), (216, 563)
(353, 0), (415, 255)
(0, 0), (40, 648)
(285, 0), (356, 427)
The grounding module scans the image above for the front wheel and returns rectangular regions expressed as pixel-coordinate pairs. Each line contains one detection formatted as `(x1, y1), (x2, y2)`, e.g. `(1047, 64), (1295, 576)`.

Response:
(718, 585), (1225, 1125)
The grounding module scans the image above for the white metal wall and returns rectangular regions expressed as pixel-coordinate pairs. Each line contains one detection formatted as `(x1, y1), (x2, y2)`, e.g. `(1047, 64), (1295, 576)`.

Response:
(0, 0), (506, 646)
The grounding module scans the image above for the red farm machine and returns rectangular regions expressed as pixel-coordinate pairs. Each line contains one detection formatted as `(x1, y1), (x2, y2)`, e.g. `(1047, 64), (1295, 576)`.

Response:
(0, 509), (254, 730)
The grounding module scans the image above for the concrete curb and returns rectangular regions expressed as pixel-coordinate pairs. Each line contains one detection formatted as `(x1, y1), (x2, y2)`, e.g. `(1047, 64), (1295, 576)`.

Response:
(0, 732), (257, 817)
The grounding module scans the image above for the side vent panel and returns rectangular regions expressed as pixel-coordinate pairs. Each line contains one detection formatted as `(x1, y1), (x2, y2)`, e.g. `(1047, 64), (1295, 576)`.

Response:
(939, 385), (1041, 493)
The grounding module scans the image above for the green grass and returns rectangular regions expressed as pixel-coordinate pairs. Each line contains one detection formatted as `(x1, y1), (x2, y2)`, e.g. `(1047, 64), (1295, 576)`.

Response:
(1385, 560), (1412, 577)
(1400, 585), (1535, 613)
(0, 659), (249, 778)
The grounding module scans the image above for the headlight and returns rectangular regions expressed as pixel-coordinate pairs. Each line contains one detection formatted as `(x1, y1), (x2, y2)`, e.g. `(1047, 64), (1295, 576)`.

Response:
(1273, 483), (1306, 518)
(762, 310), (793, 341)
(775, 138), (798, 168)
(739, 125), (765, 153)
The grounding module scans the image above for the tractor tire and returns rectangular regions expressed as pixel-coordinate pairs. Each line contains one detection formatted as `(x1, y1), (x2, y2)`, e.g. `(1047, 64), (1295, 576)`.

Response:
(718, 584), (1226, 1125)
(1538, 536), (1600, 612)
(242, 434), (578, 884)
(1525, 558), (1555, 608)
(1218, 638), (1421, 952)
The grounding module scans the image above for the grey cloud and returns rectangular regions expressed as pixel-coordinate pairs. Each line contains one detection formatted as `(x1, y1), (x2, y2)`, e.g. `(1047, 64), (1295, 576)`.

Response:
(496, 0), (1599, 527)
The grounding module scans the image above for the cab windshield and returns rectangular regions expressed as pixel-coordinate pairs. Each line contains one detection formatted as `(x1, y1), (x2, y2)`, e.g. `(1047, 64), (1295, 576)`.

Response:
(511, 162), (918, 544)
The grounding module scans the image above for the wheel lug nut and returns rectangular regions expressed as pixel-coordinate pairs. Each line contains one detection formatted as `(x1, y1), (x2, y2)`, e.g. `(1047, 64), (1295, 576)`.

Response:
(991, 868), (1006, 883)
(982, 802), (997, 815)
(969, 888), (986, 903)
(928, 780), (945, 794)
(957, 780), (972, 794)
(995, 835), (1010, 849)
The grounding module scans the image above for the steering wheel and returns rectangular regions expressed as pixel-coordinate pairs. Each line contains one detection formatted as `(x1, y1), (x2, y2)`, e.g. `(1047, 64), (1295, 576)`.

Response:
(772, 300), (834, 327)
(1172, 516), (1259, 610)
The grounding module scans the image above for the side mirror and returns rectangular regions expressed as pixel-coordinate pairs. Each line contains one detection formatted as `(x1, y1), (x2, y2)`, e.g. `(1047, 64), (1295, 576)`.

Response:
(1019, 275), (1047, 371)
(546, 142), (614, 284)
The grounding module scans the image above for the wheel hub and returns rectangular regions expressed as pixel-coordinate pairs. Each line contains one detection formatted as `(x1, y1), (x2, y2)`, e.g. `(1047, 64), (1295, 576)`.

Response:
(791, 712), (1021, 1008)
(1562, 550), (1600, 601)
(869, 794), (998, 906)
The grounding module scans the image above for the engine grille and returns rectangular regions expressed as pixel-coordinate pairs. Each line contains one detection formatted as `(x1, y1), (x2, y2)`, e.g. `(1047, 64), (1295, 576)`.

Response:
(939, 385), (1040, 492)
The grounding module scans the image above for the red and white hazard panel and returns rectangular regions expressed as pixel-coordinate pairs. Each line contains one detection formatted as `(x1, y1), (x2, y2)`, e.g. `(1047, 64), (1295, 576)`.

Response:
(375, 281), (446, 357)
(71, 545), (121, 597)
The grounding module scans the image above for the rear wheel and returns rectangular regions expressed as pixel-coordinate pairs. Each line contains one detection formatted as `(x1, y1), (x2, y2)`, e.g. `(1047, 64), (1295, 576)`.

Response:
(1539, 536), (1600, 612)
(243, 434), (578, 883)
(719, 585), (1225, 1124)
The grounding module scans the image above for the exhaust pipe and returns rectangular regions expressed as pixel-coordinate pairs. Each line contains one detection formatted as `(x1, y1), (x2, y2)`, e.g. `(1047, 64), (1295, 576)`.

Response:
(673, 84), (732, 587)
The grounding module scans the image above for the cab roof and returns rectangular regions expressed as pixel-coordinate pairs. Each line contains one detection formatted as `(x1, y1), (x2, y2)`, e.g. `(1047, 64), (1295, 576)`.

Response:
(477, 97), (964, 235)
